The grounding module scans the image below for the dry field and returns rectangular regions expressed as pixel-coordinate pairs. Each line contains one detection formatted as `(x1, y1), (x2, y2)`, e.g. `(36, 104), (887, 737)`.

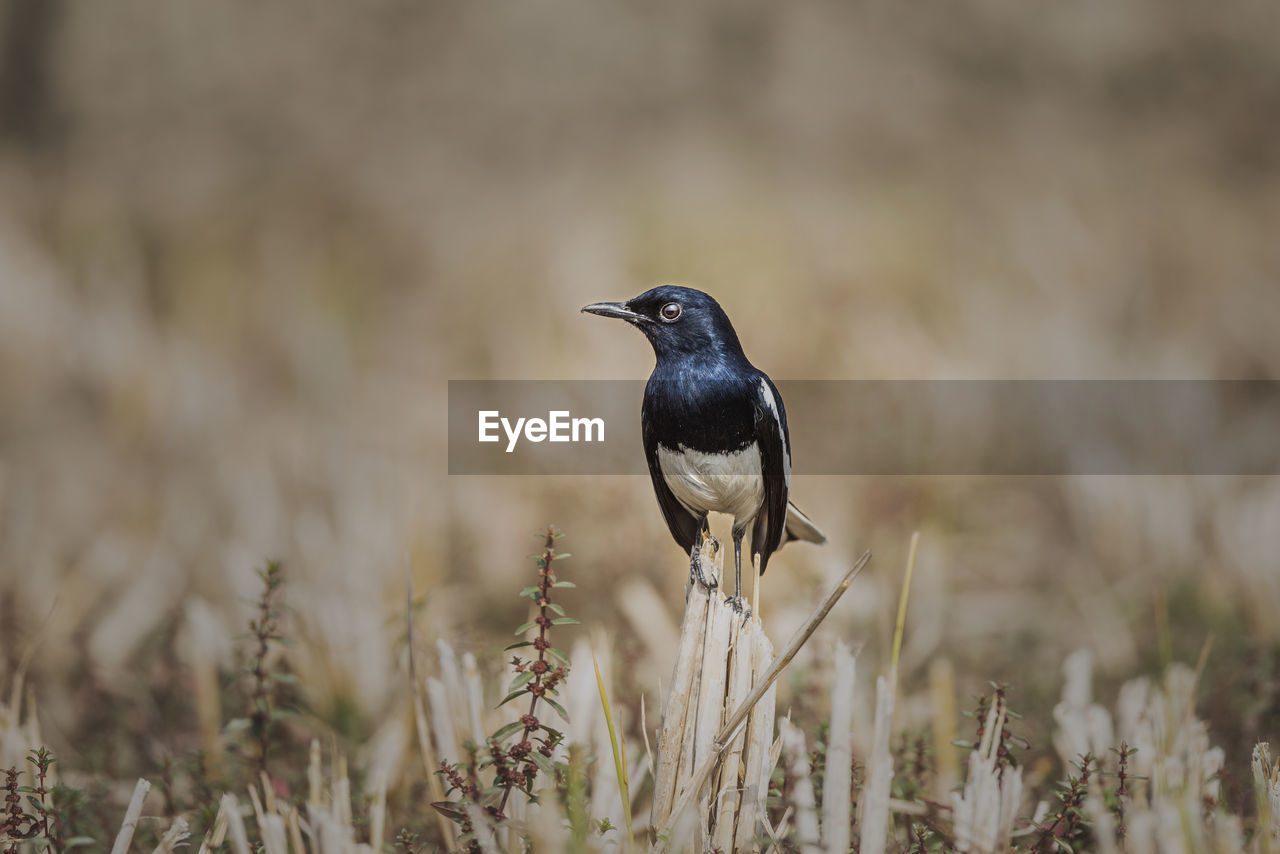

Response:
(1, 2), (1278, 851)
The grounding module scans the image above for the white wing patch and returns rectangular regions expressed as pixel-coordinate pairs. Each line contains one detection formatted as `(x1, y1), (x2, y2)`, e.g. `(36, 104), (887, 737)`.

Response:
(657, 443), (764, 526)
(758, 377), (790, 487)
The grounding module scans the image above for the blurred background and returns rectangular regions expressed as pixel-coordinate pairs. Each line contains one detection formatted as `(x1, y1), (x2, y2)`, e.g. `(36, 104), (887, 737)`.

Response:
(1, 0), (1277, 821)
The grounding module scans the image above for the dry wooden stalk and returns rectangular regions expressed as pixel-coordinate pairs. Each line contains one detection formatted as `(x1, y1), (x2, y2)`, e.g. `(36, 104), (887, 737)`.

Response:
(653, 540), (872, 852)
(951, 694), (1022, 854)
(781, 719), (821, 854)
(109, 778), (152, 854)
(651, 538), (778, 851)
(150, 816), (190, 854)
(822, 641), (857, 854)
(857, 671), (896, 854)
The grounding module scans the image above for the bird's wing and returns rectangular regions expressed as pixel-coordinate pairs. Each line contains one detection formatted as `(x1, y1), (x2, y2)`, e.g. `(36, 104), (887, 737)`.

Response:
(642, 412), (702, 554)
(751, 376), (791, 574)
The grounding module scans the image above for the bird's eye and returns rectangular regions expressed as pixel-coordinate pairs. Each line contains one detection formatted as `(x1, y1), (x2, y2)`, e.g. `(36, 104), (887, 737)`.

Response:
(660, 302), (682, 321)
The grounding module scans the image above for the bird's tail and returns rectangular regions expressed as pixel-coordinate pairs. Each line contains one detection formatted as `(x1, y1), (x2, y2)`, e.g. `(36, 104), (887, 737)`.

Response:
(781, 501), (827, 546)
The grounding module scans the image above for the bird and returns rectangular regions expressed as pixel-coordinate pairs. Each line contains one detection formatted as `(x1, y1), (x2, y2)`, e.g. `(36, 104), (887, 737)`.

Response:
(582, 285), (826, 612)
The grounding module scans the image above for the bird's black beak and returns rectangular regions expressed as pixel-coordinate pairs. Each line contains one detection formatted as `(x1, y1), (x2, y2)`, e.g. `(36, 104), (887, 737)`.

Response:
(581, 301), (649, 323)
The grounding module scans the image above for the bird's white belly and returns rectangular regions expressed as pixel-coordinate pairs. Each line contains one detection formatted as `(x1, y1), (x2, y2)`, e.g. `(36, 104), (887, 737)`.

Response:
(657, 444), (764, 524)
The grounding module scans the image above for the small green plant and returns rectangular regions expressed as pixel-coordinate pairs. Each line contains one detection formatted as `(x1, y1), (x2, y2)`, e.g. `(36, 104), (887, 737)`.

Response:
(1034, 753), (1095, 852)
(226, 560), (295, 782)
(433, 526), (578, 852)
(893, 730), (934, 802)
(956, 683), (1026, 769)
(394, 826), (426, 853)
(1106, 741), (1137, 841)
(907, 820), (951, 854)
(808, 719), (829, 811)
(1, 749), (93, 854)
(4, 764), (26, 853)
(248, 560), (287, 774)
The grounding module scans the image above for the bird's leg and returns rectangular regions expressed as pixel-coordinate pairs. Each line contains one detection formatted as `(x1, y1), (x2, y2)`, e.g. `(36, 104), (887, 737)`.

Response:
(726, 526), (752, 618)
(689, 515), (717, 589)
(701, 516), (720, 556)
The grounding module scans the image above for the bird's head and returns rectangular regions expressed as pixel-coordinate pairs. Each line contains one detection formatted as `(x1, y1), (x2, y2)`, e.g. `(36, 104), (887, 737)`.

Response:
(581, 285), (745, 361)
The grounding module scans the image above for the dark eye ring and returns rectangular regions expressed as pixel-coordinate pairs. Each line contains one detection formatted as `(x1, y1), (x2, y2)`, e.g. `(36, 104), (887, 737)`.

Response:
(660, 302), (682, 321)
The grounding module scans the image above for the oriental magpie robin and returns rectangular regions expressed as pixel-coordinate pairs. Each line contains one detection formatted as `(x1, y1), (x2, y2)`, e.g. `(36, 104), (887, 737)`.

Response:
(582, 285), (826, 612)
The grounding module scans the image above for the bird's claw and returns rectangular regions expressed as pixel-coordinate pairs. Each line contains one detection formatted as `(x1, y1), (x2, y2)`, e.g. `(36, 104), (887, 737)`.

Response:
(726, 595), (752, 621)
(689, 549), (718, 590)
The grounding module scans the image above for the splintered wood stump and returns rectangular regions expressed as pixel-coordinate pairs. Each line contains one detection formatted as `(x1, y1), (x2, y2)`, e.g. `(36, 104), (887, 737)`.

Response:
(652, 539), (777, 853)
